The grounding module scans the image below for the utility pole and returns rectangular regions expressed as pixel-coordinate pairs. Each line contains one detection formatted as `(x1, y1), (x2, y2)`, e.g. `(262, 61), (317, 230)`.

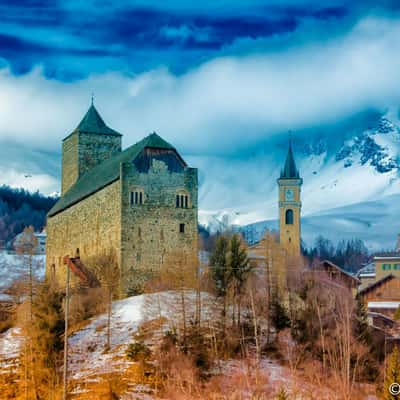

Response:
(63, 263), (70, 400)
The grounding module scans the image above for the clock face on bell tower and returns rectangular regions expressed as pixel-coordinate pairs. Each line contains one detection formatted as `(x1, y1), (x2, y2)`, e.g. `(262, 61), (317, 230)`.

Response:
(277, 141), (303, 257)
(285, 188), (294, 201)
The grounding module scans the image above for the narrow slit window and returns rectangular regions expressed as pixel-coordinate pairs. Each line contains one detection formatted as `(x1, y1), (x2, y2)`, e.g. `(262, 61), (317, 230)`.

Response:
(179, 223), (185, 233)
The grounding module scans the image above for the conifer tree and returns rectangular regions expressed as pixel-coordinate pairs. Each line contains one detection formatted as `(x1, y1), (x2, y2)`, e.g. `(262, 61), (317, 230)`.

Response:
(383, 346), (400, 400)
(354, 294), (371, 344)
(276, 387), (289, 399)
(228, 234), (250, 326)
(394, 306), (400, 321)
(32, 281), (64, 396)
(210, 236), (231, 329)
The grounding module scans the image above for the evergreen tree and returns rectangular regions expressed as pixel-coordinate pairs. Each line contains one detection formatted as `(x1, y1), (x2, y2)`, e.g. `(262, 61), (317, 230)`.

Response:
(354, 295), (371, 344)
(276, 387), (289, 399)
(383, 346), (400, 400)
(209, 236), (231, 330)
(394, 306), (400, 321)
(19, 281), (64, 398)
(228, 234), (251, 325)
(271, 295), (290, 331)
(210, 236), (230, 298)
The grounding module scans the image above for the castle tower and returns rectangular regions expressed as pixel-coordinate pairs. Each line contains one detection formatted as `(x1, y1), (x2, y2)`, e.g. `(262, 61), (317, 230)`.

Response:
(277, 141), (303, 256)
(61, 102), (122, 194)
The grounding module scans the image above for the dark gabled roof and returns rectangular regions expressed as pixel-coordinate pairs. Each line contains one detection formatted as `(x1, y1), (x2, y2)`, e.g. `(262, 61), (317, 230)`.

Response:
(280, 141), (300, 179)
(358, 274), (396, 296)
(320, 260), (361, 283)
(64, 104), (121, 140)
(48, 133), (176, 217)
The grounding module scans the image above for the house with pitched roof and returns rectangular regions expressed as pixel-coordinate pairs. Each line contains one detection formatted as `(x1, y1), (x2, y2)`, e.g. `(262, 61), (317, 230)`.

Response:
(46, 103), (198, 295)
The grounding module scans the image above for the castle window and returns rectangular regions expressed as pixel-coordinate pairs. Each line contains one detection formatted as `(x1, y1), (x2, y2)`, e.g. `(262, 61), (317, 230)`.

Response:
(179, 223), (185, 233)
(285, 209), (294, 225)
(130, 189), (144, 205)
(176, 191), (189, 208)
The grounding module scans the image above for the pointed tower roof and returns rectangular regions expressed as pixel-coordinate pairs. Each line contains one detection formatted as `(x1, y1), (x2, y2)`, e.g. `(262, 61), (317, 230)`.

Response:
(66, 104), (121, 139)
(280, 141), (300, 179)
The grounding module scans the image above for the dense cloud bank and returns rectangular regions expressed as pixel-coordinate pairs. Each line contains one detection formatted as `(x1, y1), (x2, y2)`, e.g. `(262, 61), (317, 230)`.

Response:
(0, 16), (400, 157)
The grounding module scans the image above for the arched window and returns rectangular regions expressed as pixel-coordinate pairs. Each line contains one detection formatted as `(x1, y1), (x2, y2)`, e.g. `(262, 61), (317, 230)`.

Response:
(285, 209), (294, 225)
(175, 190), (190, 209)
(130, 188), (144, 205)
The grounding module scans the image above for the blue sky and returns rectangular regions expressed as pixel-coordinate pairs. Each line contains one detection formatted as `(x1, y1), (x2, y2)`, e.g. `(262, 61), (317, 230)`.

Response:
(1, 0), (400, 218)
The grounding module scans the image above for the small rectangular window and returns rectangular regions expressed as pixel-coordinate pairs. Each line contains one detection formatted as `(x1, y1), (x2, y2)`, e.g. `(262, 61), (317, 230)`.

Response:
(130, 192), (134, 205)
(176, 195), (180, 208)
(179, 223), (185, 233)
(184, 195), (188, 208)
(139, 192), (143, 205)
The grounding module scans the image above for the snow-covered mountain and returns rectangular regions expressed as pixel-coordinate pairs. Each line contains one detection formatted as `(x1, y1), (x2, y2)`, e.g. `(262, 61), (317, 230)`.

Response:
(199, 109), (400, 249)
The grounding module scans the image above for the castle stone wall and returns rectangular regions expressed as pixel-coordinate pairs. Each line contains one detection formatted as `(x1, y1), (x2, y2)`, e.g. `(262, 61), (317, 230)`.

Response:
(46, 181), (121, 286)
(78, 133), (121, 177)
(120, 159), (198, 295)
(61, 133), (79, 194)
(61, 132), (121, 194)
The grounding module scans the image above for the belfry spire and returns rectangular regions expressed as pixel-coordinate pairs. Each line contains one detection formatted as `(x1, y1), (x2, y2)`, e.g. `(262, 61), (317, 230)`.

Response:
(281, 139), (300, 179)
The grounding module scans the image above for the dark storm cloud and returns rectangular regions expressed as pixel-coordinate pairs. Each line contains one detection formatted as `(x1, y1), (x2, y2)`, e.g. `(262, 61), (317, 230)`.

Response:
(0, 1), (360, 78)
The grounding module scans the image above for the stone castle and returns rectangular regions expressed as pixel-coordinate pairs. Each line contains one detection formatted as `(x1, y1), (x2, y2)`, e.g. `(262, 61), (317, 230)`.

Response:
(46, 103), (198, 295)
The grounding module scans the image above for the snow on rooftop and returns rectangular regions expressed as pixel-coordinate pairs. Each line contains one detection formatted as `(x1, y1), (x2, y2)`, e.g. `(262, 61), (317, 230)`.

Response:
(368, 301), (400, 309)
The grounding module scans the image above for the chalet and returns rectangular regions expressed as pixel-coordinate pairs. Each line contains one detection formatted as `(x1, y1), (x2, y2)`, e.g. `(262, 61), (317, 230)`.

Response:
(316, 260), (360, 295)
(358, 274), (400, 318)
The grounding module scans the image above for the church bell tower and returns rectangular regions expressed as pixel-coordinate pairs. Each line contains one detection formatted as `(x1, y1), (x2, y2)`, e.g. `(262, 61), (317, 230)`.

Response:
(277, 141), (302, 256)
